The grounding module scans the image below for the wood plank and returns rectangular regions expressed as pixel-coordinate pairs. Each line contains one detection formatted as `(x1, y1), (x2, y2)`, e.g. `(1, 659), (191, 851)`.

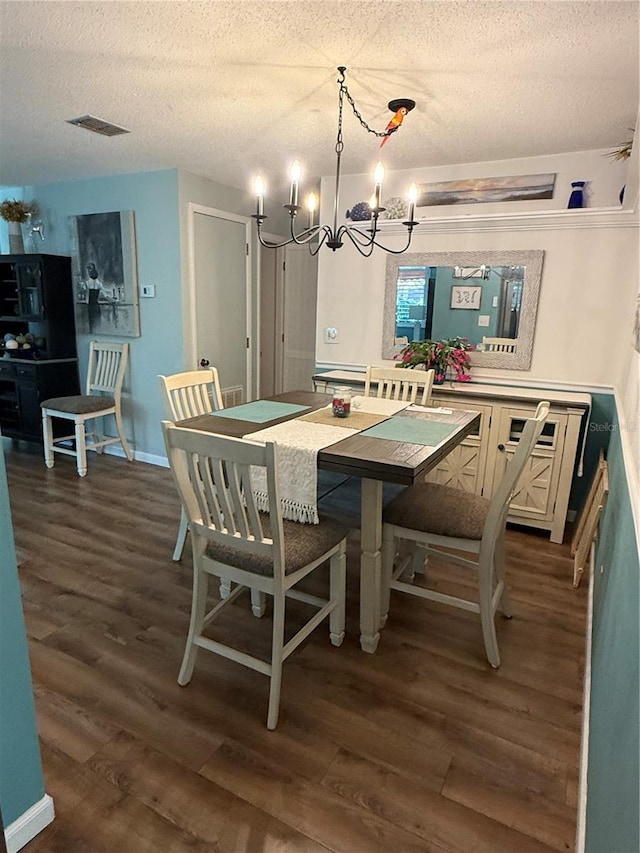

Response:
(88, 731), (331, 852)
(322, 749), (559, 853)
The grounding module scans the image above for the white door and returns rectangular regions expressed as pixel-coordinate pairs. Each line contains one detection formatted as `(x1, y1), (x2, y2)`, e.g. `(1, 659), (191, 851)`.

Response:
(281, 243), (318, 392)
(189, 206), (251, 401)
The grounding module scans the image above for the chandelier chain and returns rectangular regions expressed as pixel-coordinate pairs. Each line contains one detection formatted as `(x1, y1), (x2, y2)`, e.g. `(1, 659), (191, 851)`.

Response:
(338, 70), (389, 139)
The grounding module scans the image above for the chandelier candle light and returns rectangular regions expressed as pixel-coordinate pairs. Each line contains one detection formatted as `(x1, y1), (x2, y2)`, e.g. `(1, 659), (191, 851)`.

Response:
(252, 67), (420, 256)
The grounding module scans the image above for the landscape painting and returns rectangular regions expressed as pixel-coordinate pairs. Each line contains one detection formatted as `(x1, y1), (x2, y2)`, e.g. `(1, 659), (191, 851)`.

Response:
(71, 211), (140, 337)
(417, 174), (556, 207)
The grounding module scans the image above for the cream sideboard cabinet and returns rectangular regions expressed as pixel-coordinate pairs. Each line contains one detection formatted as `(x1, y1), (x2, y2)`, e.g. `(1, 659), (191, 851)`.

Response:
(312, 371), (591, 544)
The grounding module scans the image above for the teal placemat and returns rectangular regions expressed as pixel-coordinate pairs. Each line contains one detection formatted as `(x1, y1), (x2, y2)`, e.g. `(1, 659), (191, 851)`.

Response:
(213, 401), (310, 423)
(361, 415), (459, 446)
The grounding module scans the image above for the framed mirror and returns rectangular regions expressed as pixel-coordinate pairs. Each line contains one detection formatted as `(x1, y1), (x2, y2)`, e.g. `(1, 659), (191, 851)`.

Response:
(383, 250), (544, 370)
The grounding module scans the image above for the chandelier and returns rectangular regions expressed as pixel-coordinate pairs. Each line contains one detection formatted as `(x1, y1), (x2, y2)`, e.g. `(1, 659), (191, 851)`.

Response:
(252, 67), (420, 256)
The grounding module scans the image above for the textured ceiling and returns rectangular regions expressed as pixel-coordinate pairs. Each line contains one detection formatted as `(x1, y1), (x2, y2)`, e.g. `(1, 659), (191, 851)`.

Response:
(0, 0), (638, 198)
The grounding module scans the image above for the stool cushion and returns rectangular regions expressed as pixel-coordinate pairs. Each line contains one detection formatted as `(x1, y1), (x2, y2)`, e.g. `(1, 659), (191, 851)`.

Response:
(206, 513), (349, 576)
(41, 395), (115, 415)
(383, 481), (490, 540)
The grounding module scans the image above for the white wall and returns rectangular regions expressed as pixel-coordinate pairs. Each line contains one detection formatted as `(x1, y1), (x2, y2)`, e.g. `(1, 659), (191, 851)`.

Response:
(316, 149), (638, 388)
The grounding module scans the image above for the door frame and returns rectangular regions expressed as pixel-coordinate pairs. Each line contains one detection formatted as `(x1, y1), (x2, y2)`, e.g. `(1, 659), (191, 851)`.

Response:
(186, 202), (253, 393)
(257, 233), (286, 398)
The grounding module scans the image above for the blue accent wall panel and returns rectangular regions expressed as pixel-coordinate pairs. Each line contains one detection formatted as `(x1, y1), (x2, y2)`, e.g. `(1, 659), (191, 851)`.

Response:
(585, 415), (640, 853)
(0, 442), (45, 827)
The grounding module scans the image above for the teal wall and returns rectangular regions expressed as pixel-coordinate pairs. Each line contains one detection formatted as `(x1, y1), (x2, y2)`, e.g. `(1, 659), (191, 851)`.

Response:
(585, 408), (640, 852)
(9, 170), (183, 458)
(0, 436), (45, 827)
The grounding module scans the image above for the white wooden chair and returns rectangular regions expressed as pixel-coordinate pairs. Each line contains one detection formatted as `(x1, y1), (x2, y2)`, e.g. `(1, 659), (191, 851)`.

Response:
(158, 369), (224, 561)
(381, 401), (550, 667)
(159, 368), (262, 611)
(482, 336), (517, 353)
(364, 365), (435, 407)
(41, 340), (133, 477)
(162, 422), (348, 730)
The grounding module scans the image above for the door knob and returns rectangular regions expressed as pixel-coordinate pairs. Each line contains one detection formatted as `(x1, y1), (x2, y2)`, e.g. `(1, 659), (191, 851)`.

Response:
(200, 358), (210, 367)
(497, 443), (505, 451)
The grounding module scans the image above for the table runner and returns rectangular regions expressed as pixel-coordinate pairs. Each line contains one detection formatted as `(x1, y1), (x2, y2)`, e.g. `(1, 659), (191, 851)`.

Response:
(243, 419), (359, 523)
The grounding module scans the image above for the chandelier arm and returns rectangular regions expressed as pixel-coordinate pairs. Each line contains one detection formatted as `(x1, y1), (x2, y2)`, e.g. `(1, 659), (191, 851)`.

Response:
(308, 228), (333, 256)
(342, 227), (377, 258)
(368, 227), (417, 255)
(256, 228), (298, 249)
(288, 222), (325, 246)
(342, 213), (385, 247)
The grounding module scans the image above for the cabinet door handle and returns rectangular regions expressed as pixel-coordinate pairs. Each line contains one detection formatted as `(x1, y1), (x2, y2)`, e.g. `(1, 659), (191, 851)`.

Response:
(497, 443), (505, 452)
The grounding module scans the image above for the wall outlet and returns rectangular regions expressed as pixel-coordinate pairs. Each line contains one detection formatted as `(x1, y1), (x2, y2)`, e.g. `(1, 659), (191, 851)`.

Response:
(141, 284), (156, 298)
(324, 326), (339, 344)
(478, 315), (490, 327)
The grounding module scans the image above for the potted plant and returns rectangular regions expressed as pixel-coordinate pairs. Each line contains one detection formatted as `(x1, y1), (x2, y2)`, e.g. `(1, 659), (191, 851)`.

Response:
(0, 199), (39, 253)
(605, 132), (633, 204)
(395, 336), (472, 383)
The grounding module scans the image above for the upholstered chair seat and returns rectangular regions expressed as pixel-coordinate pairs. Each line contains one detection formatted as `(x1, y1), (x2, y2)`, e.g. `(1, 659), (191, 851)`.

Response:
(383, 482), (490, 541)
(41, 394), (116, 415)
(206, 513), (349, 576)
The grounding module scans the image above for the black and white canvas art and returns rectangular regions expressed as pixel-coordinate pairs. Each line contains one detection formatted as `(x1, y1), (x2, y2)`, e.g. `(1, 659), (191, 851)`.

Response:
(71, 211), (140, 337)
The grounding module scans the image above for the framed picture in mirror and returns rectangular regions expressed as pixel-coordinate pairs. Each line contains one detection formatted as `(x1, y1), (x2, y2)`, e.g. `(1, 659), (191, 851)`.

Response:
(450, 285), (482, 309)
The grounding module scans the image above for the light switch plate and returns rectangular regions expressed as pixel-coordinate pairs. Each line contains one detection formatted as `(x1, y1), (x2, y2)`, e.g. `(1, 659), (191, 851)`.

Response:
(141, 284), (156, 298)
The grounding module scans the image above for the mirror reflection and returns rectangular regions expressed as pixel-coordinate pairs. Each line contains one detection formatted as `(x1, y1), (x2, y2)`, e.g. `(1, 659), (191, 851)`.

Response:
(394, 264), (525, 349)
(383, 250), (544, 370)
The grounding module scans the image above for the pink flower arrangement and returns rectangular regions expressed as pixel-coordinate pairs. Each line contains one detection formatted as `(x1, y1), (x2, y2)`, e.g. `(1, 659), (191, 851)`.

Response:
(395, 337), (472, 382)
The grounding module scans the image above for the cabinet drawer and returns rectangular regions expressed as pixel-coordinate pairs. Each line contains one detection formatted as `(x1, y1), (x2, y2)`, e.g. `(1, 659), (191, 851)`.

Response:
(0, 360), (16, 378)
(15, 362), (38, 380)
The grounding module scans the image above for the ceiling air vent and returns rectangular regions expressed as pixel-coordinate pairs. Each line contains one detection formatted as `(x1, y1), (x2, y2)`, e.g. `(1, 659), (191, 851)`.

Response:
(65, 115), (130, 137)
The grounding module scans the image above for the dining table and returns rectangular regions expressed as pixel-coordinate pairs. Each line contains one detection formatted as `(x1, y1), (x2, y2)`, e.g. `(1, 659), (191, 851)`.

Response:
(177, 390), (481, 653)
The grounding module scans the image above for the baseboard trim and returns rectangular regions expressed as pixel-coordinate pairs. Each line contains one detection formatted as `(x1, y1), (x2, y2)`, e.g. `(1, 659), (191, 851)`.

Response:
(101, 444), (168, 468)
(4, 794), (55, 853)
(575, 548), (595, 852)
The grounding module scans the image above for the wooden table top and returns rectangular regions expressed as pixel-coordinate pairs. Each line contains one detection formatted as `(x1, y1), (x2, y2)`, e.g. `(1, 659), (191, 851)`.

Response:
(178, 390), (481, 487)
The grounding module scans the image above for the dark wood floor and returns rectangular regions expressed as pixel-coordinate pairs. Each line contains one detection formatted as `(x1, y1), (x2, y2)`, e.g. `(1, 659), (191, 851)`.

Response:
(6, 442), (587, 853)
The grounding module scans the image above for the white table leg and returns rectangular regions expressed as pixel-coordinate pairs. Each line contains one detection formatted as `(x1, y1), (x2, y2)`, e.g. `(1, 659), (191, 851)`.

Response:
(359, 477), (383, 653)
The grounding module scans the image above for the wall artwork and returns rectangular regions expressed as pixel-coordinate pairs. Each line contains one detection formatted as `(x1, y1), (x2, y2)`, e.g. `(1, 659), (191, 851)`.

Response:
(450, 285), (482, 309)
(417, 174), (556, 207)
(70, 211), (140, 337)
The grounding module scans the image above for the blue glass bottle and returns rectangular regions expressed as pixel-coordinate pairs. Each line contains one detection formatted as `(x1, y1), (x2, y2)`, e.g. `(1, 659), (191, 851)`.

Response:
(567, 181), (586, 209)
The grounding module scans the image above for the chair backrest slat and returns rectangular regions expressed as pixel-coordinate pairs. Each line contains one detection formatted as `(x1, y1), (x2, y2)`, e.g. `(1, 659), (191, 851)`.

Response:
(158, 369), (223, 422)
(482, 336), (517, 353)
(163, 423), (281, 577)
(86, 341), (129, 396)
(365, 365), (434, 407)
